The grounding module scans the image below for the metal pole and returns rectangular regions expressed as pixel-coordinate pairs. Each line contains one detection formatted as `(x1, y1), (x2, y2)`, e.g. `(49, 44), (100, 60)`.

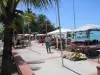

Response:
(21, 2), (24, 34)
(24, 16), (31, 49)
(73, 0), (76, 42)
(46, 20), (47, 35)
(56, 1), (64, 66)
(28, 21), (31, 48)
(45, 11), (47, 35)
(55, 4), (59, 49)
(73, 0), (76, 29)
(28, 21), (29, 34)
(23, 19), (25, 34)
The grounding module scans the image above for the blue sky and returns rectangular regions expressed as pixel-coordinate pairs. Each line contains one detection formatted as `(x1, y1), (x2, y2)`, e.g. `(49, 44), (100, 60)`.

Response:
(17, 0), (100, 29)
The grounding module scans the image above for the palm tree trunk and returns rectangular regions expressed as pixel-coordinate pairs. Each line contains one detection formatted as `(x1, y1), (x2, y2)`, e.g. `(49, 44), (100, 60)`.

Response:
(2, 27), (13, 59)
(0, 27), (13, 75)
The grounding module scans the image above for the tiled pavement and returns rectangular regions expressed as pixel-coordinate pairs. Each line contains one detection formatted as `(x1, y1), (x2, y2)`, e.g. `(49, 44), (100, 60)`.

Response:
(14, 41), (100, 75)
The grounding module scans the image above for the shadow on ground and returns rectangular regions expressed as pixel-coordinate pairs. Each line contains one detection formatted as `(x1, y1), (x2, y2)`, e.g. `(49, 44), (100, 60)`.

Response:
(0, 51), (19, 75)
(63, 65), (81, 75)
(15, 46), (27, 49)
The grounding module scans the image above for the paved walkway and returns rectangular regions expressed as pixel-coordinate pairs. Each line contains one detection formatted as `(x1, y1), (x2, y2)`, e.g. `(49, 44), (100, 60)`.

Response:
(15, 41), (99, 75)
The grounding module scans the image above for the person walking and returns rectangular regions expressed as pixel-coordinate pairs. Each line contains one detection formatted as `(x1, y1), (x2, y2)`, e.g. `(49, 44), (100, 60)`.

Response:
(45, 35), (51, 53)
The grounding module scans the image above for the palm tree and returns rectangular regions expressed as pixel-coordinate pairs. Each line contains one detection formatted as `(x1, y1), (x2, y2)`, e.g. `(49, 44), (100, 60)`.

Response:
(0, 0), (58, 59)
(20, 12), (37, 34)
(0, 0), (58, 74)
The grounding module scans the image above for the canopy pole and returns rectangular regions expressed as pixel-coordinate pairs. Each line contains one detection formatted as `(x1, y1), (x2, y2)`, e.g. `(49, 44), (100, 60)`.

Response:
(55, 4), (59, 49)
(56, 34), (59, 49)
(56, 1), (64, 66)
(28, 20), (31, 50)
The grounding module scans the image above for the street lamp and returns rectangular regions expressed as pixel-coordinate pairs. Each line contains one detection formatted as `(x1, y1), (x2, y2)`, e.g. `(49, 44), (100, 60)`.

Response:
(56, 1), (64, 66)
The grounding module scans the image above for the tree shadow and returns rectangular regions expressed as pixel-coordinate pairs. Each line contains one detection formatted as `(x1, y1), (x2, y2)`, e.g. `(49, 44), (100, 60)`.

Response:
(0, 52), (19, 75)
(0, 52), (2, 73)
(0, 59), (19, 75)
(15, 46), (27, 49)
(50, 52), (54, 54)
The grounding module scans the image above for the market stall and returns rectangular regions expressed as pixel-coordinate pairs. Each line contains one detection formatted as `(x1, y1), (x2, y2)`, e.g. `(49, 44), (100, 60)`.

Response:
(35, 34), (46, 43)
(47, 28), (71, 49)
(15, 34), (31, 47)
(70, 24), (100, 56)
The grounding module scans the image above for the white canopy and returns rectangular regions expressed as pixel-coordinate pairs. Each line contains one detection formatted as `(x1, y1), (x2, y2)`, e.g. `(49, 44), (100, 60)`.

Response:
(36, 34), (46, 36)
(22, 34), (33, 36)
(72, 24), (100, 32)
(47, 28), (71, 35)
(30, 34), (33, 36)
(24, 34), (29, 36)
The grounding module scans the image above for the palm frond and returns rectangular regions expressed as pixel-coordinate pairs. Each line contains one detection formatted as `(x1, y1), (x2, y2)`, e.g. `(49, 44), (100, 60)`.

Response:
(3, 0), (8, 7)
(0, 0), (7, 16)
(21, 0), (58, 9)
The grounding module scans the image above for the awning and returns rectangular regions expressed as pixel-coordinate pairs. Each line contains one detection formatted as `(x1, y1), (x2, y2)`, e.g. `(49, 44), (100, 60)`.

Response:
(47, 28), (71, 35)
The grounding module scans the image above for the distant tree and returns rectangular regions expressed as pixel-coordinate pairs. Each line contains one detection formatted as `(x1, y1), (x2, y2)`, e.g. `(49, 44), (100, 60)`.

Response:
(25, 8), (33, 13)
(13, 10), (56, 34)
(55, 26), (60, 29)
(12, 12), (56, 34)
(37, 14), (55, 34)
(19, 11), (37, 34)
(13, 15), (24, 34)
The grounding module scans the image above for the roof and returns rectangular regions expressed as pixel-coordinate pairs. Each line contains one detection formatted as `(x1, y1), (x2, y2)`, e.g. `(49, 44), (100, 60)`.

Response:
(47, 28), (71, 35)
(72, 24), (100, 32)
(36, 34), (46, 36)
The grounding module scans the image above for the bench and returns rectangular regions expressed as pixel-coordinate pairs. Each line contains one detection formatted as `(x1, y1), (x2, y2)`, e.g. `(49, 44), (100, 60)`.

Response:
(12, 51), (34, 75)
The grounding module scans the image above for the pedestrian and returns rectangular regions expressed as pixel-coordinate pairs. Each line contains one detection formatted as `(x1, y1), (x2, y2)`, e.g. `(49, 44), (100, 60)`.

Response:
(16, 39), (21, 47)
(12, 35), (17, 48)
(45, 35), (51, 53)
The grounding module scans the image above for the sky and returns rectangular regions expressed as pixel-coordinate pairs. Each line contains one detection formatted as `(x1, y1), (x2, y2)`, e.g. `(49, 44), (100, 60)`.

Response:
(17, 0), (100, 30)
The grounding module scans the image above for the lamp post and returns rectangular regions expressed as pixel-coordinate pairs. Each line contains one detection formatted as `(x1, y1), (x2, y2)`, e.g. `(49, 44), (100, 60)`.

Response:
(56, 1), (64, 66)
(73, 0), (76, 41)
(45, 19), (47, 35)
(24, 16), (31, 48)
(73, 0), (76, 29)
(24, 16), (30, 34)
(23, 19), (25, 34)
(28, 20), (29, 34)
